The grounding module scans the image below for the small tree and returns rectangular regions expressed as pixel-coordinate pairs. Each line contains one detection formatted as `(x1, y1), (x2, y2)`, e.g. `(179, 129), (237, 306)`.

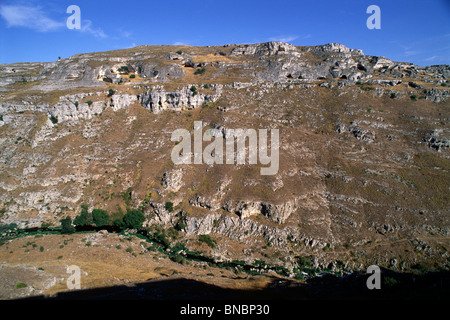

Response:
(49, 115), (58, 124)
(198, 235), (216, 248)
(123, 209), (146, 229)
(194, 67), (206, 75)
(60, 217), (75, 234)
(190, 86), (198, 96)
(86, 100), (93, 106)
(107, 89), (115, 97)
(73, 205), (93, 227)
(92, 209), (110, 227)
(165, 202), (174, 212)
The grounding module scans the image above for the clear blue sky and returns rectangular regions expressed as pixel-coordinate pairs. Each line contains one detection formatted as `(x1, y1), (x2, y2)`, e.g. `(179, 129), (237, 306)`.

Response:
(0, 0), (449, 66)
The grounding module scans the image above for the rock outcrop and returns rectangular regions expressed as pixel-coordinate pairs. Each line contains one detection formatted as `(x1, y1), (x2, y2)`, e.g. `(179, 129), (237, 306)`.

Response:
(139, 84), (222, 113)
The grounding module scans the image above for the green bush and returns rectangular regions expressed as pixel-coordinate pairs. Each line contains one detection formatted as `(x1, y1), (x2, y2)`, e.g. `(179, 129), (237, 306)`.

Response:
(410, 95), (417, 101)
(122, 209), (146, 229)
(117, 66), (129, 74)
(49, 115), (58, 124)
(92, 209), (110, 227)
(176, 50), (183, 54)
(165, 202), (174, 212)
(390, 92), (397, 99)
(153, 229), (170, 248)
(170, 255), (186, 265)
(198, 235), (216, 248)
(73, 206), (93, 227)
(0, 223), (17, 232)
(175, 213), (186, 231)
(86, 100), (93, 106)
(16, 283), (27, 289)
(121, 188), (133, 206)
(129, 74), (136, 79)
(190, 86), (198, 96)
(194, 67), (206, 75)
(383, 276), (400, 288)
(107, 89), (115, 97)
(60, 216), (75, 234)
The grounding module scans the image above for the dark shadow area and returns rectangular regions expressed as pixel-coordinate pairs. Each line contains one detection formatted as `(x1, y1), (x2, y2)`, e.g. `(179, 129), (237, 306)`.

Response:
(20, 268), (450, 300)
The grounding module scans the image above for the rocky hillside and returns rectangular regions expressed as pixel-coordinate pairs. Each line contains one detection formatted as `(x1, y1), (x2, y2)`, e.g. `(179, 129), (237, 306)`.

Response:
(0, 41), (449, 276)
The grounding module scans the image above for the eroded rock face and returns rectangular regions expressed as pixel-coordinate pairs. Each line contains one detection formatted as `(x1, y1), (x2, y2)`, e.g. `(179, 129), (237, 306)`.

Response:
(223, 198), (298, 224)
(230, 41), (297, 56)
(139, 85), (222, 113)
(49, 93), (104, 123)
(162, 169), (184, 192)
(424, 129), (449, 151)
(47, 93), (138, 123)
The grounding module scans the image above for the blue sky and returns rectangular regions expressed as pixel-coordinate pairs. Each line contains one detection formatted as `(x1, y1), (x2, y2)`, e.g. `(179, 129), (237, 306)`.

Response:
(0, 0), (449, 66)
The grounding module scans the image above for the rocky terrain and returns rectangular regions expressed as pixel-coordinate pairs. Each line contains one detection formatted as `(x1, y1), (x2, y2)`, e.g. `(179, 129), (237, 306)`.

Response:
(0, 41), (449, 299)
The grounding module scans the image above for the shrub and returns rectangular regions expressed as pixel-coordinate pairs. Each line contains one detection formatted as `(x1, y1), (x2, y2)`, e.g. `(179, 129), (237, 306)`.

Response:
(296, 256), (313, 268)
(165, 202), (174, 212)
(410, 95), (417, 101)
(86, 100), (93, 106)
(16, 283), (27, 289)
(74, 101), (79, 108)
(203, 84), (210, 89)
(170, 255), (186, 265)
(121, 188), (133, 206)
(60, 216), (75, 234)
(190, 86), (198, 96)
(49, 115), (58, 124)
(198, 235), (216, 248)
(129, 74), (136, 79)
(117, 66), (129, 74)
(175, 213), (186, 231)
(113, 217), (126, 230)
(390, 92), (397, 99)
(73, 206), (93, 227)
(152, 229), (170, 248)
(0, 223), (17, 232)
(383, 276), (400, 288)
(92, 209), (110, 227)
(122, 209), (146, 229)
(107, 89), (115, 97)
(176, 50), (183, 54)
(194, 67), (206, 75)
